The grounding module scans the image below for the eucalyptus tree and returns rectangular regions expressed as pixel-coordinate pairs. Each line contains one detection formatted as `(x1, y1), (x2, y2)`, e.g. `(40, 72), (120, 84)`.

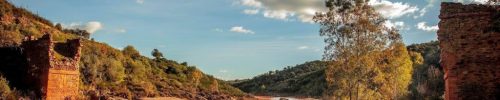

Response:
(314, 0), (413, 99)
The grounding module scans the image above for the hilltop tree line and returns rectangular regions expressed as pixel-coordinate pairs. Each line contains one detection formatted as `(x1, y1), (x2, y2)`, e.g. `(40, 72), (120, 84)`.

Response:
(78, 42), (243, 99)
(232, 61), (328, 97)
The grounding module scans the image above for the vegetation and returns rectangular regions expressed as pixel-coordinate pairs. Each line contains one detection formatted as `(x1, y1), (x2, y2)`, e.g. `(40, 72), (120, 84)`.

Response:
(314, 0), (413, 99)
(0, 0), (450, 99)
(0, 76), (11, 98)
(232, 41), (444, 99)
(232, 61), (327, 97)
(77, 27), (247, 99)
(62, 28), (91, 39)
(0, 0), (246, 99)
(407, 41), (444, 99)
(151, 48), (165, 60)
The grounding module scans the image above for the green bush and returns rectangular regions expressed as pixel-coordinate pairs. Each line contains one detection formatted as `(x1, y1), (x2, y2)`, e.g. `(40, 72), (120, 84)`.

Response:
(106, 59), (125, 83)
(122, 45), (141, 59)
(127, 60), (146, 83)
(0, 76), (11, 98)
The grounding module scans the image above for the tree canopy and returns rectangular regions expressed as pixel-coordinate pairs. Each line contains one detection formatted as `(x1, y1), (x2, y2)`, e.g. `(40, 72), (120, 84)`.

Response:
(151, 48), (164, 60)
(314, 0), (412, 99)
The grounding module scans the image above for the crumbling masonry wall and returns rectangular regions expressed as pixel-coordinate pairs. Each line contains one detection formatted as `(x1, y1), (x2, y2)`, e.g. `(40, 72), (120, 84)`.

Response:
(22, 34), (81, 99)
(438, 3), (500, 100)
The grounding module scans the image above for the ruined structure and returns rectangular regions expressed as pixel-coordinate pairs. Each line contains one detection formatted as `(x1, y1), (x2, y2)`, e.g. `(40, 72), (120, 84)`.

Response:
(21, 34), (82, 99)
(438, 3), (500, 100)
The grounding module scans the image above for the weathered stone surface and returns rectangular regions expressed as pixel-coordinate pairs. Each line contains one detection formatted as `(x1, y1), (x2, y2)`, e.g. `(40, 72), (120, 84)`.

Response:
(21, 34), (81, 99)
(46, 70), (80, 100)
(438, 2), (500, 100)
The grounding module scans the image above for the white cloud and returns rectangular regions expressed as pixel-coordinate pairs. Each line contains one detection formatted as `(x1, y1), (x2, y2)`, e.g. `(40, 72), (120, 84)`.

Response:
(219, 69), (228, 73)
(238, 0), (326, 23)
(243, 9), (260, 15)
(384, 20), (409, 30)
(297, 46), (309, 50)
(230, 26), (255, 34)
(115, 29), (127, 33)
(136, 0), (144, 4)
(238, 0), (420, 23)
(64, 21), (103, 33)
(213, 28), (224, 32)
(384, 21), (404, 28)
(456, 0), (488, 4)
(413, 8), (428, 19)
(85, 22), (103, 33)
(263, 10), (294, 20)
(241, 0), (262, 8)
(416, 22), (438, 32)
(414, 0), (436, 19)
(368, 0), (419, 19)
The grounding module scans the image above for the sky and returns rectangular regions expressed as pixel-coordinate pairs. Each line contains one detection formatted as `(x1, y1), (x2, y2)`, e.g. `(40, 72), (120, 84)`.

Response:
(9, 0), (489, 80)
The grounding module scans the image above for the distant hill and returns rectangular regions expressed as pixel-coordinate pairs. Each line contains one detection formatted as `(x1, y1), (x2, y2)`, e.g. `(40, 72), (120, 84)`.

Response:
(232, 41), (443, 99)
(231, 60), (328, 97)
(0, 0), (246, 99)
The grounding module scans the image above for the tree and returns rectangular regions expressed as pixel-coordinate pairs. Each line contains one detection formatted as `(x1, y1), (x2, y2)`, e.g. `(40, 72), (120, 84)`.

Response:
(181, 62), (188, 66)
(55, 23), (62, 30)
(151, 49), (164, 60)
(314, 0), (412, 99)
(122, 45), (141, 59)
(407, 41), (444, 99)
(63, 29), (90, 39)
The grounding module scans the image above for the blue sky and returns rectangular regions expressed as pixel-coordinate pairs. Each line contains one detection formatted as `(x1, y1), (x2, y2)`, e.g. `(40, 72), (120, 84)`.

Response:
(9, 0), (487, 80)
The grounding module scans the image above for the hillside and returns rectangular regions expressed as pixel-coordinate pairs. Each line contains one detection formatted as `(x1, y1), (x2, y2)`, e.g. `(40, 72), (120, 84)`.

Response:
(0, 0), (246, 99)
(231, 60), (328, 97)
(232, 41), (443, 99)
(406, 41), (444, 99)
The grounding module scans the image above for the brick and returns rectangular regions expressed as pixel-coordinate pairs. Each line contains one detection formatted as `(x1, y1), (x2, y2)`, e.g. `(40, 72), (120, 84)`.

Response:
(21, 34), (81, 100)
(438, 2), (500, 100)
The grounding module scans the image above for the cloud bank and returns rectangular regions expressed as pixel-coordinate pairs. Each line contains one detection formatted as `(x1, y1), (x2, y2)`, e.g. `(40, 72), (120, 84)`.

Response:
(136, 0), (144, 4)
(238, 0), (326, 23)
(238, 0), (420, 23)
(416, 22), (438, 32)
(230, 26), (255, 34)
(297, 46), (309, 50)
(243, 9), (259, 15)
(368, 0), (419, 19)
(64, 21), (103, 33)
(384, 20), (406, 30)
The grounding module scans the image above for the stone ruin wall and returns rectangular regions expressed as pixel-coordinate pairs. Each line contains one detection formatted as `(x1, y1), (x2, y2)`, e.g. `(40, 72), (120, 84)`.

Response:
(22, 34), (82, 99)
(438, 2), (500, 100)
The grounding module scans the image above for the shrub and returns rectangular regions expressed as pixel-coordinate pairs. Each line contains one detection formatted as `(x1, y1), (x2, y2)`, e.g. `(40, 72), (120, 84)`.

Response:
(0, 30), (21, 46)
(127, 60), (146, 83)
(0, 76), (11, 98)
(122, 45), (141, 59)
(106, 59), (125, 83)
